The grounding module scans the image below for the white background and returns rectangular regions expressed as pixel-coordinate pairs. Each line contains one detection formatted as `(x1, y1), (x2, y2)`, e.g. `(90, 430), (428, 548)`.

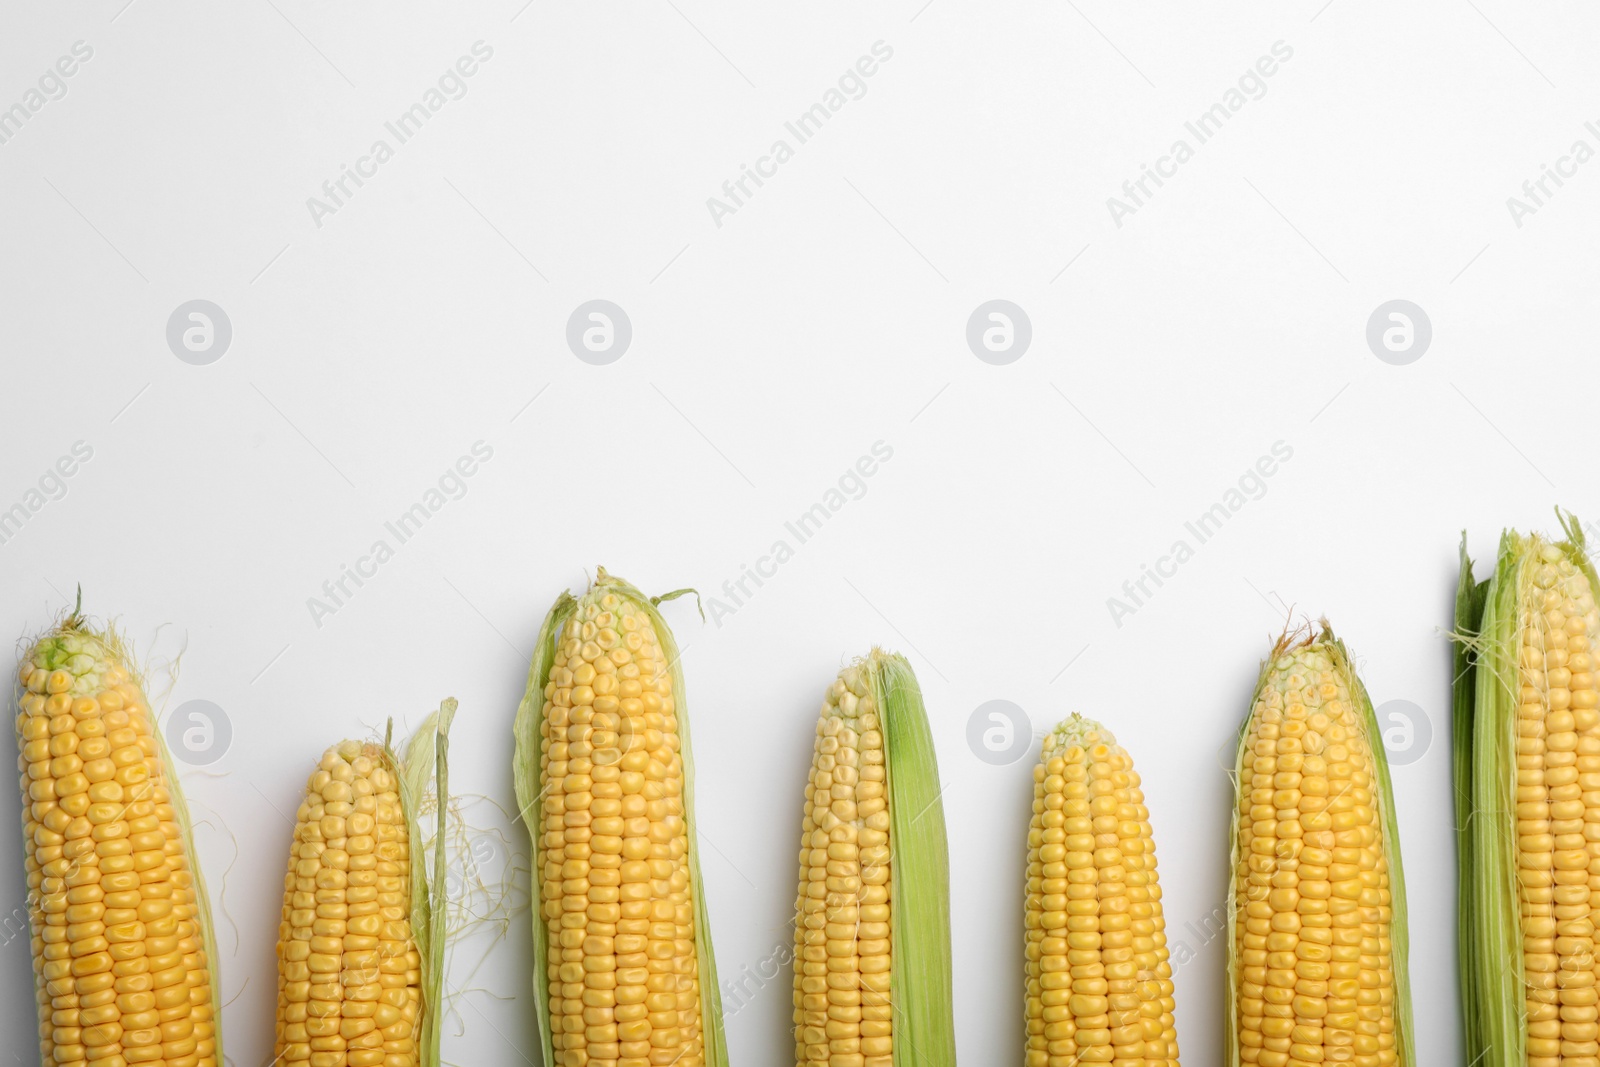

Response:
(2, 1), (1597, 1064)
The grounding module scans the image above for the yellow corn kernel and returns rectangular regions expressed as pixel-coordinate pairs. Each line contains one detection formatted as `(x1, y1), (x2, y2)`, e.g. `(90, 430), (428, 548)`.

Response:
(1231, 628), (1410, 1067)
(14, 616), (219, 1067)
(275, 742), (419, 1067)
(1026, 714), (1178, 1067)
(532, 575), (708, 1067)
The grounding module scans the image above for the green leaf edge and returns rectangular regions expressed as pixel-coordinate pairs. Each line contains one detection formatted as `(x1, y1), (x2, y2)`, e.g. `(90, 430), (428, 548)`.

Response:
(1461, 511), (1600, 1067)
(512, 573), (730, 1067)
(147, 673), (226, 1067)
(869, 649), (957, 1067)
(1453, 533), (1489, 1067)
(396, 698), (457, 1067)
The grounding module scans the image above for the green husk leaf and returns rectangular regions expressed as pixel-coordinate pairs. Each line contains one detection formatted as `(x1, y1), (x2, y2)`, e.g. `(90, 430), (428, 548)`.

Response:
(1452, 533), (1489, 1067)
(1224, 676), (1253, 1067)
(395, 698), (457, 1067)
(512, 571), (729, 1067)
(135, 638), (226, 1067)
(866, 649), (956, 1067)
(1227, 625), (1415, 1067)
(1469, 529), (1532, 1067)
(1344, 636), (1416, 1067)
(1460, 512), (1600, 1067)
(511, 590), (574, 1067)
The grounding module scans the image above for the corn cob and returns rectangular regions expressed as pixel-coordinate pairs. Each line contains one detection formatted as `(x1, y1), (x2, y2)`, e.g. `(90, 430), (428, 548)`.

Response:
(1226, 625), (1413, 1067)
(12, 610), (222, 1067)
(512, 569), (728, 1067)
(273, 701), (454, 1067)
(1024, 713), (1178, 1067)
(792, 649), (954, 1067)
(1457, 514), (1600, 1067)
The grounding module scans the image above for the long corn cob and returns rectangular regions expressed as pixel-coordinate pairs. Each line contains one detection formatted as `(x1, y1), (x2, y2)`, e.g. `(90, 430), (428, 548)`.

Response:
(13, 609), (223, 1067)
(792, 649), (954, 1067)
(1226, 625), (1413, 1067)
(512, 569), (728, 1067)
(273, 701), (454, 1067)
(1457, 514), (1600, 1067)
(1024, 713), (1178, 1067)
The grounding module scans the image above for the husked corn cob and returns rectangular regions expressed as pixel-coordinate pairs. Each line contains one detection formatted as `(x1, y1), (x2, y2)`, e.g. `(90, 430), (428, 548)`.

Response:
(1227, 626), (1413, 1067)
(513, 569), (728, 1067)
(13, 612), (222, 1067)
(792, 649), (954, 1067)
(1024, 714), (1178, 1067)
(273, 703), (453, 1067)
(1457, 515), (1600, 1067)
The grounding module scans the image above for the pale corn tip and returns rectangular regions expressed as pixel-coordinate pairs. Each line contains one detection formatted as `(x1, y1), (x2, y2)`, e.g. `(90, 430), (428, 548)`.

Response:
(793, 661), (893, 1067)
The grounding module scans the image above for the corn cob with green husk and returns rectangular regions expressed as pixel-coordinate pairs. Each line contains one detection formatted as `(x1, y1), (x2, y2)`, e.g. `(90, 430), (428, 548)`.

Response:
(272, 702), (454, 1067)
(1226, 625), (1413, 1067)
(791, 649), (954, 1067)
(1024, 714), (1178, 1067)
(13, 603), (224, 1067)
(1456, 512), (1600, 1067)
(512, 569), (728, 1067)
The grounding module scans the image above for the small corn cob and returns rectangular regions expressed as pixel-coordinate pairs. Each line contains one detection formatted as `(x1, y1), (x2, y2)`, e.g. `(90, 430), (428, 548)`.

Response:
(273, 702), (454, 1067)
(512, 569), (728, 1067)
(12, 609), (222, 1067)
(791, 649), (954, 1067)
(1226, 626), (1413, 1067)
(1456, 514), (1600, 1067)
(1024, 714), (1178, 1067)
